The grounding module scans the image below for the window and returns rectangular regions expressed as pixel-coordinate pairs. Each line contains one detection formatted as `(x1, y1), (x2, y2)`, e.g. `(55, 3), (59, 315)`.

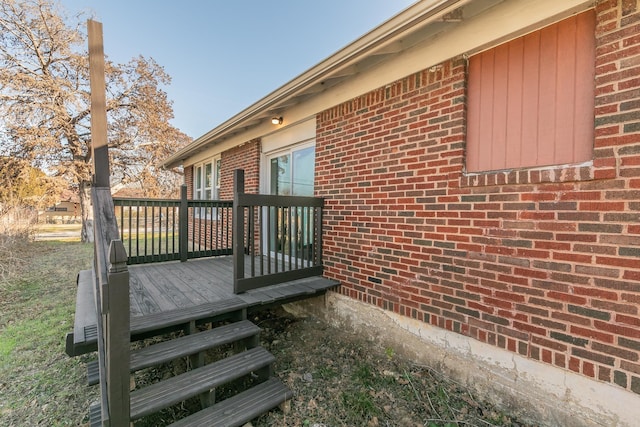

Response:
(193, 157), (221, 218)
(194, 165), (203, 199)
(466, 10), (595, 173)
(193, 157), (221, 200)
(214, 158), (221, 199)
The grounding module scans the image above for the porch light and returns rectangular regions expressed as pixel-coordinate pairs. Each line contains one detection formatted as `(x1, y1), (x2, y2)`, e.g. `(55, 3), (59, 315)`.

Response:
(271, 117), (283, 125)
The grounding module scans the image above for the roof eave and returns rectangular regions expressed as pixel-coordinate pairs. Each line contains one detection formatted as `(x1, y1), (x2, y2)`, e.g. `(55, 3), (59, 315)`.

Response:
(162, 0), (466, 169)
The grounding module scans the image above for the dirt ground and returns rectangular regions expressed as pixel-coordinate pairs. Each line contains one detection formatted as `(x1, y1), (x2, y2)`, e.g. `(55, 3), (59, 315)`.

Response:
(250, 308), (533, 427)
(136, 307), (535, 427)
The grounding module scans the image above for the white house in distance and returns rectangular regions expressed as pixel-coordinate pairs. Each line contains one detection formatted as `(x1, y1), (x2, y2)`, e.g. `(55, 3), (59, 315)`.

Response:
(163, 1), (640, 425)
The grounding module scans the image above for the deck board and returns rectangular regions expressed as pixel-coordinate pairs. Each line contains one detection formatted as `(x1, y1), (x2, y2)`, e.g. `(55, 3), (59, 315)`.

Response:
(69, 255), (339, 356)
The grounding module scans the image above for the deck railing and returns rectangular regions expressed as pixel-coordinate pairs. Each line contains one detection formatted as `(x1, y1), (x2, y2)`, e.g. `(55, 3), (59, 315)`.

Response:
(233, 169), (324, 293)
(111, 170), (325, 294)
(113, 186), (233, 264)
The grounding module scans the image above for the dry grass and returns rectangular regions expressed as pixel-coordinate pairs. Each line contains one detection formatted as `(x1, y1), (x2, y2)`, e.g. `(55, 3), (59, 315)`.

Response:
(0, 239), (96, 426)
(0, 229), (532, 427)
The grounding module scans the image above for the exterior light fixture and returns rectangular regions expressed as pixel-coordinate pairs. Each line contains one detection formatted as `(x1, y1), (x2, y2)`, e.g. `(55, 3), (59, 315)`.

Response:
(271, 117), (283, 125)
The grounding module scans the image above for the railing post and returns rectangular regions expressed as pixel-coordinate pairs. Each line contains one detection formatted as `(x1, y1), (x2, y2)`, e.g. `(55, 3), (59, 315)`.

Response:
(106, 239), (130, 425)
(179, 184), (188, 262)
(233, 169), (245, 294)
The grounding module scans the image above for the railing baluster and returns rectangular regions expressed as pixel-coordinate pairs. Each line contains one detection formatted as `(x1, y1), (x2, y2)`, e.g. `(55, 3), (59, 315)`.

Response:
(294, 206), (299, 270)
(259, 206), (264, 276)
(214, 206), (219, 252)
(135, 205), (140, 259)
(190, 204), (195, 256)
(172, 204), (176, 256)
(287, 206), (292, 271)
(151, 203), (156, 259)
(266, 206), (272, 274)
(249, 207), (254, 277)
(208, 205), (213, 256)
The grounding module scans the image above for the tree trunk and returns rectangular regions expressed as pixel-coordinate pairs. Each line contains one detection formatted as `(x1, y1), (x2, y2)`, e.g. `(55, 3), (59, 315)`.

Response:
(79, 180), (94, 243)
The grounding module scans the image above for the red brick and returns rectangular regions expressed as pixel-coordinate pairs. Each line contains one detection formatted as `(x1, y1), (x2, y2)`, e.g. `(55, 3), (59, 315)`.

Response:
(570, 325), (615, 343)
(312, 6), (640, 395)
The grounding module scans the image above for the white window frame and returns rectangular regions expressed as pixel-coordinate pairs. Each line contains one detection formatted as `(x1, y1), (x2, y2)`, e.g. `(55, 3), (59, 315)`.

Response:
(262, 140), (315, 196)
(193, 156), (221, 218)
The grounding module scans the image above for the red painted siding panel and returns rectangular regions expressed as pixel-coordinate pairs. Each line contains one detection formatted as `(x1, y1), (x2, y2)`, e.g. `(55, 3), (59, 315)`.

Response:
(467, 10), (596, 173)
(492, 43), (509, 169)
(556, 15), (578, 163)
(505, 37), (524, 168)
(538, 23), (558, 166)
(520, 30), (541, 168)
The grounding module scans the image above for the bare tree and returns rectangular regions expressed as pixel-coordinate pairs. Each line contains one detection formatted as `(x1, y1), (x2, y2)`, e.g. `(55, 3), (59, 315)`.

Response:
(0, 0), (190, 241)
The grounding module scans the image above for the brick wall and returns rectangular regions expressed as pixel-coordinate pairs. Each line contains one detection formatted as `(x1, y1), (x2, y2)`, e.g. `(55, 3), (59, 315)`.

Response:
(184, 138), (261, 201)
(184, 165), (193, 198)
(220, 139), (261, 199)
(184, 139), (262, 250)
(315, 0), (640, 395)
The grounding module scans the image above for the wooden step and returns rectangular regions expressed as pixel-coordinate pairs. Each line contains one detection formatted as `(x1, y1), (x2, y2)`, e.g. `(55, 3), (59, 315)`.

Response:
(130, 346), (275, 420)
(87, 359), (100, 386)
(70, 296), (250, 356)
(132, 319), (261, 370)
(130, 296), (248, 338)
(88, 401), (101, 427)
(87, 320), (261, 385)
(65, 270), (97, 357)
(168, 377), (293, 427)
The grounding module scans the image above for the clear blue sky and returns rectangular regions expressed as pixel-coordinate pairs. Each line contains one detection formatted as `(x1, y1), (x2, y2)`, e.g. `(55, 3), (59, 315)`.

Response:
(59, 0), (417, 139)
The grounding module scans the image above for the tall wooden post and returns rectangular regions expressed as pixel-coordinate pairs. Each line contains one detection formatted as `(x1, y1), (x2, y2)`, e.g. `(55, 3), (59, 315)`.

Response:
(233, 169), (245, 293)
(88, 20), (110, 187)
(88, 20), (130, 426)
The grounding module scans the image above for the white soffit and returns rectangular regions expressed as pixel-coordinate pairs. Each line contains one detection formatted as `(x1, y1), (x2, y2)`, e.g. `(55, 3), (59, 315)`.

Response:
(163, 0), (592, 168)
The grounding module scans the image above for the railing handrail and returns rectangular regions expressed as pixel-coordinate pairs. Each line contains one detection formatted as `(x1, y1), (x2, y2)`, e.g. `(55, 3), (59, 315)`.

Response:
(236, 193), (324, 208)
(113, 197), (233, 206)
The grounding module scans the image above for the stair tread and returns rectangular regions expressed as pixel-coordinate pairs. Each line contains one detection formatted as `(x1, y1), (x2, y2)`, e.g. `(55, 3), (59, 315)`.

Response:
(70, 296), (249, 357)
(130, 346), (274, 420)
(130, 297), (248, 336)
(169, 378), (293, 427)
(87, 320), (261, 386)
(87, 359), (99, 386)
(131, 320), (260, 371)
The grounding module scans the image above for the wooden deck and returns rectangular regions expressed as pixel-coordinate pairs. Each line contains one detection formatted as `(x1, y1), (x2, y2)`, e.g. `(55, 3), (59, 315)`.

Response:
(67, 255), (339, 357)
(129, 255), (335, 316)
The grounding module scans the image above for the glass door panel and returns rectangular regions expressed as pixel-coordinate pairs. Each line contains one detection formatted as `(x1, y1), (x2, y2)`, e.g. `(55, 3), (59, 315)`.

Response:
(292, 146), (315, 196)
(267, 146), (315, 260)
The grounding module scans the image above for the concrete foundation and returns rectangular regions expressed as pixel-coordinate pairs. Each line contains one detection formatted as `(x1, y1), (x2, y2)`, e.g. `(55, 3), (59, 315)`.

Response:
(284, 292), (640, 427)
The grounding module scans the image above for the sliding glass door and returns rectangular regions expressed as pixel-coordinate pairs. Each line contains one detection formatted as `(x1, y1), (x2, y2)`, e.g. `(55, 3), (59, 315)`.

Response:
(267, 145), (315, 259)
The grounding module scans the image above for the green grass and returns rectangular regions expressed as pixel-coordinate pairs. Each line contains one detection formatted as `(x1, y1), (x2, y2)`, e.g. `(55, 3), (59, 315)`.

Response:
(120, 231), (180, 258)
(36, 223), (82, 234)
(0, 240), (96, 426)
